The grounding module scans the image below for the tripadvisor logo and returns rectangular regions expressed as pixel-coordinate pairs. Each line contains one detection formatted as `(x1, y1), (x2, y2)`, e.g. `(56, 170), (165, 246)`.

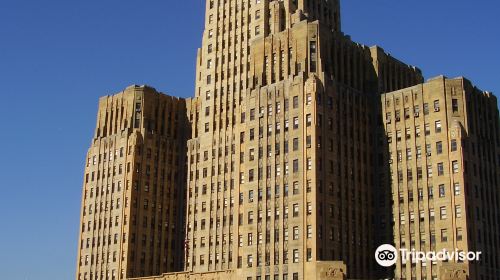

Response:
(375, 244), (482, 267)
(375, 244), (398, 267)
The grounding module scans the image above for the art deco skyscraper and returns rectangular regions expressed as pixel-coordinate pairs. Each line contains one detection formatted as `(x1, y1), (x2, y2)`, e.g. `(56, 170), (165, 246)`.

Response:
(184, 1), (421, 279)
(381, 76), (500, 280)
(76, 1), (500, 280)
(76, 86), (188, 280)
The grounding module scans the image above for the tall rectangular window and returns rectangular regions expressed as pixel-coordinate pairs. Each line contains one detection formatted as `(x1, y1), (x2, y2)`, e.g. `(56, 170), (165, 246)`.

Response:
(293, 96), (298, 108)
(452, 99), (459, 112)
(451, 139), (458, 151)
(439, 184), (445, 198)
(437, 163), (444, 176)
(309, 41), (317, 72)
(440, 206), (447, 220)
(436, 141), (443, 154)
(293, 160), (299, 173)
(435, 120), (442, 133)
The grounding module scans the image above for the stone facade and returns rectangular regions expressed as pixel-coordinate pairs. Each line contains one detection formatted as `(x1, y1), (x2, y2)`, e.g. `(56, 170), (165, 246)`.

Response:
(76, 86), (189, 280)
(130, 261), (346, 280)
(183, 1), (421, 279)
(381, 77), (500, 279)
(76, 1), (500, 280)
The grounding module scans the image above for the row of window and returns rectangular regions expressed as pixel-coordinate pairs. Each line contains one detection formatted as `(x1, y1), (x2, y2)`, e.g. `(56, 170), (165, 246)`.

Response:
(195, 249), (305, 268)
(82, 198), (121, 216)
(400, 205), (463, 225)
(388, 121), (446, 143)
(392, 141), (458, 163)
(394, 161), (460, 182)
(81, 215), (121, 233)
(87, 148), (124, 166)
(398, 228), (464, 251)
(78, 269), (119, 280)
(385, 98), (459, 114)
(397, 183), (462, 203)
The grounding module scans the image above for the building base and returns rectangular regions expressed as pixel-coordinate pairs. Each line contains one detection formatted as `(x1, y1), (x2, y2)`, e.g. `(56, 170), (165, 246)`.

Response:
(130, 261), (347, 280)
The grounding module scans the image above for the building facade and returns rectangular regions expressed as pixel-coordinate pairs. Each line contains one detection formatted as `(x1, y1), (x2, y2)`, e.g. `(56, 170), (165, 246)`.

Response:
(76, 86), (189, 280)
(381, 76), (500, 280)
(76, 1), (500, 280)
(183, 0), (422, 279)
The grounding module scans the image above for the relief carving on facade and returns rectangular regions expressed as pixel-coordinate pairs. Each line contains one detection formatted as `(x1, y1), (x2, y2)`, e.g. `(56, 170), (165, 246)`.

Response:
(325, 267), (344, 279)
(441, 268), (467, 280)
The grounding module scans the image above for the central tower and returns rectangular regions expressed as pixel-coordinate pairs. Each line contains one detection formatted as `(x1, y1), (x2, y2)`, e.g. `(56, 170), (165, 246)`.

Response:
(184, 0), (422, 279)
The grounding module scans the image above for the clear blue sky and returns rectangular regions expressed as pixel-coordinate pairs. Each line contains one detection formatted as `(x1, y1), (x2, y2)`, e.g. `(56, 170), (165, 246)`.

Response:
(0, 1), (498, 279)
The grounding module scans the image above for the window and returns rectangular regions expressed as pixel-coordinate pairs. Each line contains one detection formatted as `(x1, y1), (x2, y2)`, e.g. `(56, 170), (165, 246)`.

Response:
(456, 205), (462, 218)
(441, 229), (448, 242)
(423, 103), (429, 115)
(293, 159), (299, 173)
(293, 227), (299, 240)
(293, 181), (299, 195)
(293, 250), (299, 263)
(451, 139), (458, 152)
(293, 117), (299, 129)
(292, 96), (299, 108)
(406, 148), (412, 160)
(435, 120), (442, 133)
(250, 109), (255, 120)
(427, 164), (433, 177)
(434, 100), (440, 112)
(406, 127), (411, 139)
(454, 183), (461, 196)
(437, 163), (444, 176)
(452, 161), (459, 173)
(309, 41), (317, 72)
(306, 94), (312, 105)
(440, 206), (447, 219)
(306, 114), (312, 126)
(436, 141), (443, 154)
(293, 204), (299, 217)
(452, 99), (459, 112)
(428, 186), (434, 199)
(439, 184), (445, 198)
(457, 228), (463, 241)
(293, 138), (299, 151)
(255, 25), (260, 35)
(247, 255), (253, 267)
